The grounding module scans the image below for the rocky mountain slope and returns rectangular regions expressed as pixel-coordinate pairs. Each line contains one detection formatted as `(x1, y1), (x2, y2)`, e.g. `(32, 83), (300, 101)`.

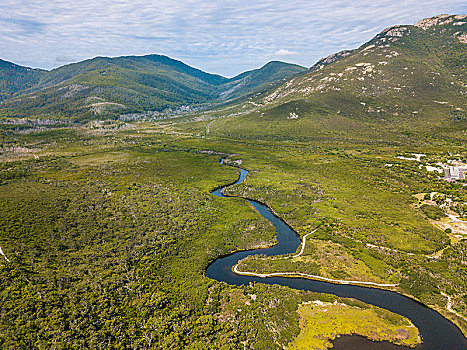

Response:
(308, 50), (354, 71)
(212, 14), (466, 143)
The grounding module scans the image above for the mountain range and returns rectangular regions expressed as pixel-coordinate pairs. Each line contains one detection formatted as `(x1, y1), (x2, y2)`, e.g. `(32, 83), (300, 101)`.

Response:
(210, 14), (466, 143)
(0, 55), (305, 120)
(0, 14), (465, 132)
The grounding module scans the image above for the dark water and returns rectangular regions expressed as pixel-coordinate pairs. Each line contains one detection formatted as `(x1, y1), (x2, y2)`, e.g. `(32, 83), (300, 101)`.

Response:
(206, 159), (467, 349)
(332, 335), (418, 350)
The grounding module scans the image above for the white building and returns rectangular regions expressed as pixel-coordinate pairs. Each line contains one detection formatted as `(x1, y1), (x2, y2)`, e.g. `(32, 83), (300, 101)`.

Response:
(443, 166), (467, 181)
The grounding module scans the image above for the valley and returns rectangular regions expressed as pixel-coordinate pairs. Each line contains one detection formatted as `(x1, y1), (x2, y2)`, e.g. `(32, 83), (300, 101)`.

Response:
(0, 13), (466, 350)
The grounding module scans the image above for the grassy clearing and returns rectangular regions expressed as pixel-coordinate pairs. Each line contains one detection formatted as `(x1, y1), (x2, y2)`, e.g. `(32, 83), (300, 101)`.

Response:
(239, 238), (390, 284)
(288, 300), (421, 350)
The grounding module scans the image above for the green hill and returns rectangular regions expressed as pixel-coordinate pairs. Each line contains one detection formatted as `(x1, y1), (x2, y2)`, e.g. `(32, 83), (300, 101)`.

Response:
(0, 55), (305, 121)
(0, 55), (228, 120)
(211, 14), (467, 144)
(216, 61), (306, 101)
(0, 59), (45, 101)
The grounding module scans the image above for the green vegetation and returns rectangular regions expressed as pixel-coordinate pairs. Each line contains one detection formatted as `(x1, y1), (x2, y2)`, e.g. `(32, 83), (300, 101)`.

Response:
(0, 56), (305, 121)
(214, 61), (306, 102)
(0, 127), (283, 348)
(0, 59), (46, 101)
(212, 144), (467, 333)
(420, 203), (447, 220)
(238, 238), (388, 284)
(288, 299), (421, 349)
(0, 13), (466, 349)
(0, 122), (435, 349)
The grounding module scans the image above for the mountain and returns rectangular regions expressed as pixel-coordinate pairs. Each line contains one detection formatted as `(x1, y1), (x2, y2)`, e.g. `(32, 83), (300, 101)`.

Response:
(0, 55), (229, 120)
(213, 14), (467, 143)
(0, 55), (305, 121)
(4, 13), (464, 129)
(0, 59), (45, 101)
(216, 61), (306, 101)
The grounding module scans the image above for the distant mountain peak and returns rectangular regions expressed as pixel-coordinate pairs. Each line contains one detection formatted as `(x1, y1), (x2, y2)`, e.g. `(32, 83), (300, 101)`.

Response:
(216, 61), (306, 101)
(263, 60), (297, 67)
(257, 12), (466, 136)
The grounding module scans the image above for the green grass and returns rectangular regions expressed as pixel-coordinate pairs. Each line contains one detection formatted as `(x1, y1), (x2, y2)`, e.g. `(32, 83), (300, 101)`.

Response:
(288, 299), (421, 350)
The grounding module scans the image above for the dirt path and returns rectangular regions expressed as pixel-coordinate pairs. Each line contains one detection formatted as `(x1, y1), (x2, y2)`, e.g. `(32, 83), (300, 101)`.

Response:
(233, 264), (398, 287)
(448, 214), (467, 223)
(206, 120), (215, 135)
(290, 230), (317, 258)
(441, 292), (467, 322)
(0, 245), (10, 262)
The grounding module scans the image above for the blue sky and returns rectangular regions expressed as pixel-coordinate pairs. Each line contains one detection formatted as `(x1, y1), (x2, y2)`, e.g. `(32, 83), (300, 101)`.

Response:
(1, 0), (466, 77)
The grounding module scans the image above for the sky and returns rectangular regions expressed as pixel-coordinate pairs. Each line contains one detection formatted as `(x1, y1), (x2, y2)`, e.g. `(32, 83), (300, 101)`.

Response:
(1, 0), (466, 77)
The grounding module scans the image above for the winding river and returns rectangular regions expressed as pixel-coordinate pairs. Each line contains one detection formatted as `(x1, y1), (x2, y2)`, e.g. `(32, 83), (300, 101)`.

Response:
(206, 159), (467, 349)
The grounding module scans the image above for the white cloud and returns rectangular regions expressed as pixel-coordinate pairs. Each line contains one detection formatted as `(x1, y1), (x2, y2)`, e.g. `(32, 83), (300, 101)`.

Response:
(275, 49), (298, 56)
(0, 0), (466, 76)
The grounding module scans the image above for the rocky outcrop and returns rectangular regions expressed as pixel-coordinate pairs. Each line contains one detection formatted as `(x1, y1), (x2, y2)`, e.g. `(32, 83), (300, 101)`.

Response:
(374, 26), (409, 43)
(310, 50), (353, 71)
(415, 14), (466, 30)
(383, 26), (408, 38)
(415, 14), (451, 29)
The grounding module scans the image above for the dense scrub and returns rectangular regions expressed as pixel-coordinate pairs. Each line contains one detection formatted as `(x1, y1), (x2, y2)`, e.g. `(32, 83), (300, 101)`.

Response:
(0, 130), (300, 349)
(1, 123), (449, 348)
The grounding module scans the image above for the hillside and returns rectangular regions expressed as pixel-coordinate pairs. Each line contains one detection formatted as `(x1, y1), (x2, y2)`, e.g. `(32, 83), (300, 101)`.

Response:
(211, 14), (467, 144)
(0, 60), (45, 102)
(0, 56), (304, 121)
(216, 61), (306, 101)
(0, 55), (228, 120)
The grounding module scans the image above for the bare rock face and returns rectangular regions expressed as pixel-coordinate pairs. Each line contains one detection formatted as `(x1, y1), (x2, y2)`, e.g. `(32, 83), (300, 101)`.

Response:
(310, 50), (353, 71)
(379, 25), (408, 37)
(413, 14), (467, 44)
(415, 14), (467, 30)
(376, 26), (409, 43)
(415, 14), (451, 30)
(385, 27), (407, 38)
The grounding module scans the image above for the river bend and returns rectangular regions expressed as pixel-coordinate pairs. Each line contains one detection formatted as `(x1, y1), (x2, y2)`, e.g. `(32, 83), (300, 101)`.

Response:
(206, 159), (467, 349)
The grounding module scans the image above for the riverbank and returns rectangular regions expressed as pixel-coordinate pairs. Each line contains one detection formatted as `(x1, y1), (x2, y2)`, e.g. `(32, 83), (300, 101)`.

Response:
(206, 157), (467, 349)
(288, 300), (421, 349)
